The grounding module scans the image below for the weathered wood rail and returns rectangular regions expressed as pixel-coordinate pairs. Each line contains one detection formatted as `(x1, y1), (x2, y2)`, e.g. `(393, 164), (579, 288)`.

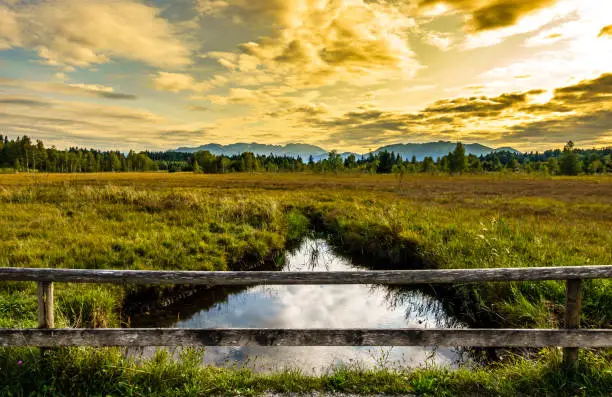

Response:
(1, 265), (611, 370)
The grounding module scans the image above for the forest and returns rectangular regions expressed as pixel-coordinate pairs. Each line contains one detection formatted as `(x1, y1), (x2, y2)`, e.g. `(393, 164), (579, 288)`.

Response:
(1, 134), (611, 175)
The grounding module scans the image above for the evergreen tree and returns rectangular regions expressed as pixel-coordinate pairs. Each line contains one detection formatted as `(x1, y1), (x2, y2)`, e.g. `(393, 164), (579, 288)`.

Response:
(448, 143), (467, 174)
(377, 151), (395, 173)
(560, 141), (580, 175)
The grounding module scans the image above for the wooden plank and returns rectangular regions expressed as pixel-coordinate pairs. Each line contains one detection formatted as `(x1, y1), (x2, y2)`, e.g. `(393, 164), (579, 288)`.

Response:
(1, 265), (611, 285)
(0, 328), (611, 347)
(563, 279), (582, 369)
(37, 281), (54, 329)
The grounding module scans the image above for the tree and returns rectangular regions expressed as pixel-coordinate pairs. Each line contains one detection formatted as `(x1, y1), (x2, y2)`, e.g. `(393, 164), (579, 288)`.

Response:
(546, 157), (559, 175)
(422, 156), (435, 173)
(344, 154), (357, 169)
(508, 158), (520, 172)
(326, 150), (344, 172)
(377, 151), (395, 173)
(468, 155), (483, 173)
(560, 141), (580, 175)
(588, 159), (603, 174)
(108, 152), (121, 172)
(308, 155), (315, 169)
(193, 159), (201, 173)
(448, 143), (467, 174)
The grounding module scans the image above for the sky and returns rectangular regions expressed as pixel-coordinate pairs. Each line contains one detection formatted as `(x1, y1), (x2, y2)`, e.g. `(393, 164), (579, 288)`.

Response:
(0, 0), (610, 152)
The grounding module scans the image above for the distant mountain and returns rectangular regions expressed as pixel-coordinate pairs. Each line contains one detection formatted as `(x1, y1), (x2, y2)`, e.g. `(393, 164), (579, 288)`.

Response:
(373, 141), (521, 161)
(175, 143), (328, 160)
(494, 147), (522, 154)
(174, 141), (520, 161)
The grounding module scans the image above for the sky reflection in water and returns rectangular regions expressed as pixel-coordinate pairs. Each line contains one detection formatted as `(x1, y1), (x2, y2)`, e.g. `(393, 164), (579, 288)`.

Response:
(138, 239), (464, 373)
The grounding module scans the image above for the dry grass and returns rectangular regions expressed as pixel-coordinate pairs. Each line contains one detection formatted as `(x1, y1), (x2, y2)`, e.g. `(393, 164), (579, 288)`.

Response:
(3, 172), (612, 203)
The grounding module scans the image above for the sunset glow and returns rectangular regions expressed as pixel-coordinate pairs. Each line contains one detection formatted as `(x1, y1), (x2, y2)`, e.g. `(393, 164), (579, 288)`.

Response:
(0, 0), (610, 152)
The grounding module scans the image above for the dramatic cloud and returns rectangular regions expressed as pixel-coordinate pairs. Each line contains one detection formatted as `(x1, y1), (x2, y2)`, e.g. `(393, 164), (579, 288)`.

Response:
(308, 74), (612, 148)
(419, 0), (559, 31)
(423, 90), (544, 116)
(0, 0), (191, 68)
(197, 0), (420, 88)
(553, 74), (612, 103)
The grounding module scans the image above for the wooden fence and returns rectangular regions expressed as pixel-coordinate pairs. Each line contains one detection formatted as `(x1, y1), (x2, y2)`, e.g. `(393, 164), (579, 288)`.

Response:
(1, 265), (611, 369)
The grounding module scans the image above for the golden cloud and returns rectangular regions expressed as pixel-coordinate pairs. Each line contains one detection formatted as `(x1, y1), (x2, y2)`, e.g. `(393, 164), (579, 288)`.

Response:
(599, 25), (612, 37)
(152, 72), (212, 93)
(0, 6), (20, 50)
(198, 0), (420, 88)
(0, 77), (136, 100)
(419, 0), (559, 31)
(0, 93), (219, 150)
(309, 73), (612, 148)
(0, 0), (191, 68)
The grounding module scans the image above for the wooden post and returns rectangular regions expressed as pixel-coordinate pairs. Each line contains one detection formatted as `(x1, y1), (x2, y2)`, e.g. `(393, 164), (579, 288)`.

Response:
(38, 281), (54, 329)
(563, 278), (582, 370)
(37, 281), (54, 360)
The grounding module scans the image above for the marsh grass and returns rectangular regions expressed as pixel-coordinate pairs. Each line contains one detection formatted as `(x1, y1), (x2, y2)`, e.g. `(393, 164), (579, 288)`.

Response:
(0, 173), (611, 394)
(0, 347), (610, 396)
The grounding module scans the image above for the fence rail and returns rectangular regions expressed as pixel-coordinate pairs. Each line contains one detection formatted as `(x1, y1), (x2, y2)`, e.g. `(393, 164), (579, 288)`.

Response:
(1, 265), (611, 285)
(1, 265), (611, 370)
(2, 328), (610, 348)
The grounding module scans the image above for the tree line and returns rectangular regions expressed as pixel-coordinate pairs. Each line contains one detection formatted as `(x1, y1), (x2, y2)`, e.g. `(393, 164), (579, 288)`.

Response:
(1, 135), (610, 176)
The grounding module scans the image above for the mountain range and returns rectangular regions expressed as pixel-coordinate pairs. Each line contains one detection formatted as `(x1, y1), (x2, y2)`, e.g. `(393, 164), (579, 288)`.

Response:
(174, 141), (521, 161)
(175, 143), (327, 160)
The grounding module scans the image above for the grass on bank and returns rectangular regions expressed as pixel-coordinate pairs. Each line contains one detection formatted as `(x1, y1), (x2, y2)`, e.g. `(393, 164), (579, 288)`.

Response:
(1, 347), (611, 396)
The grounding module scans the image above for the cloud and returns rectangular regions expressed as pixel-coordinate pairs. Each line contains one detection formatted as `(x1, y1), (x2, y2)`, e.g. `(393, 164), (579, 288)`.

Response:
(152, 72), (211, 93)
(422, 31), (455, 50)
(552, 73), (612, 103)
(0, 77), (137, 100)
(419, 0), (559, 32)
(207, 87), (269, 105)
(197, 0), (420, 88)
(423, 90), (544, 116)
(0, 0), (191, 68)
(194, 0), (229, 16)
(0, 97), (51, 107)
(265, 103), (329, 119)
(94, 92), (138, 100)
(599, 25), (612, 37)
(306, 73), (612, 149)
(187, 105), (209, 112)
(507, 110), (612, 145)
(0, 92), (219, 150)
(0, 5), (20, 50)
(471, 0), (559, 31)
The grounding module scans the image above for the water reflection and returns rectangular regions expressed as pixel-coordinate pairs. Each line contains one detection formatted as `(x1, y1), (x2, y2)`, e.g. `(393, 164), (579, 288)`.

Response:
(136, 239), (466, 374)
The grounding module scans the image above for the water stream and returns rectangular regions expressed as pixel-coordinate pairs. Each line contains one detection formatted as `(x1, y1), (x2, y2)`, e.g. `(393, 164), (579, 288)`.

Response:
(133, 238), (467, 373)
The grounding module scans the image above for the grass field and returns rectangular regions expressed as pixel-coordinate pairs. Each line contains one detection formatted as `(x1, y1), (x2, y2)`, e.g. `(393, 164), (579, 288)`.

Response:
(1, 172), (611, 395)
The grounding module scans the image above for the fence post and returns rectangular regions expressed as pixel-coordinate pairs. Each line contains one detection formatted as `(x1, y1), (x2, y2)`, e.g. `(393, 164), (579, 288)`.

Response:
(38, 281), (54, 329)
(563, 278), (582, 370)
(37, 281), (54, 359)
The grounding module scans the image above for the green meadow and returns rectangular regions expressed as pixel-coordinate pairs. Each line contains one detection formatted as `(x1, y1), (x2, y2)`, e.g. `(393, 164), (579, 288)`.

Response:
(1, 172), (611, 396)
